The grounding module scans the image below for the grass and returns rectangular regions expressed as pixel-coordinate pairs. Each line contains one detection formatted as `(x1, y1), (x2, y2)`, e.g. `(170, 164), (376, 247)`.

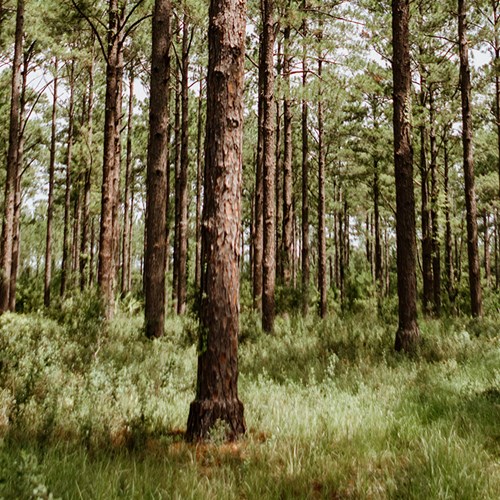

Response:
(0, 295), (499, 498)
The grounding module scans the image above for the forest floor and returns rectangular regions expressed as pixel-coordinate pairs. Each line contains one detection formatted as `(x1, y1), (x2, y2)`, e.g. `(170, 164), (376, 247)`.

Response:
(0, 292), (499, 499)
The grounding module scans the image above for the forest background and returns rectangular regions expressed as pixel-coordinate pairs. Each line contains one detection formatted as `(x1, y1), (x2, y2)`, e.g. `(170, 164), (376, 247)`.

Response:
(0, 0), (499, 498)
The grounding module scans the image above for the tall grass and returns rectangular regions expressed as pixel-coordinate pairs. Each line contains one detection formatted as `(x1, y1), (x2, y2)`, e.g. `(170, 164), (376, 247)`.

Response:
(0, 295), (499, 498)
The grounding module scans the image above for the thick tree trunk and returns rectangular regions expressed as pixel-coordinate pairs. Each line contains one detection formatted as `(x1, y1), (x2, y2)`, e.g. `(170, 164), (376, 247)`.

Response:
(186, 0), (246, 441)
(121, 67), (134, 296)
(282, 22), (294, 287)
(177, 15), (190, 315)
(392, 0), (420, 352)
(144, 0), (171, 339)
(44, 60), (58, 308)
(458, 0), (483, 317)
(0, 0), (24, 313)
(61, 61), (75, 298)
(261, 0), (276, 333)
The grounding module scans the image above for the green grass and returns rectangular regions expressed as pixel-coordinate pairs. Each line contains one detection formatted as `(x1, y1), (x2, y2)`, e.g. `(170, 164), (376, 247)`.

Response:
(0, 298), (499, 498)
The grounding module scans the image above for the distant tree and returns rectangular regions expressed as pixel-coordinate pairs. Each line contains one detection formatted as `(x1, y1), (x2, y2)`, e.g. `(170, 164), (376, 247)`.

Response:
(186, 0), (246, 441)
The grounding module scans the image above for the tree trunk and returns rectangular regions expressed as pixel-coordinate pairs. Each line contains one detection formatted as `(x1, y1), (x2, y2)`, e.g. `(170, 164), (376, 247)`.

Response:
(186, 0), (246, 441)
(9, 41), (30, 312)
(261, 0), (276, 333)
(281, 20), (294, 287)
(195, 73), (204, 290)
(301, 0), (310, 315)
(61, 61), (75, 298)
(443, 127), (455, 303)
(373, 160), (383, 290)
(429, 86), (441, 315)
(177, 15), (190, 315)
(0, 0), (24, 313)
(172, 67), (181, 311)
(144, 0), (171, 339)
(419, 93), (433, 315)
(458, 0), (483, 317)
(121, 67), (134, 296)
(484, 210), (491, 284)
(317, 45), (327, 318)
(392, 0), (420, 352)
(44, 59), (58, 308)
(98, 0), (125, 319)
(80, 44), (95, 291)
(253, 32), (264, 311)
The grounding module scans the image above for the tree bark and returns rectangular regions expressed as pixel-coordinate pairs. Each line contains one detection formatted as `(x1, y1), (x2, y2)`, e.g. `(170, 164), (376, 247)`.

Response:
(44, 59), (58, 308)
(80, 44), (95, 291)
(121, 67), (134, 296)
(443, 127), (455, 303)
(458, 0), (483, 317)
(429, 86), (441, 315)
(177, 15), (190, 315)
(0, 0), (24, 313)
(317, 44), (327, 318)
(195, 73), (204, 290)
(392, 0), (420, 352)
(186, 0), (246, 441)
(98, 0), (125, 319)
(253, 32), (264, 311)
(144, 0), (171, 339)
(261, 0), (276, 333)
(301, 0), (310, 315)
(61, 61), (75, 298)
(281, 20), (294, 287)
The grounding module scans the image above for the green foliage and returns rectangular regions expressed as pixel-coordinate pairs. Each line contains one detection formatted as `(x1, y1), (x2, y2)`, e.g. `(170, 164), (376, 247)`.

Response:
(0, 308), (499, 498)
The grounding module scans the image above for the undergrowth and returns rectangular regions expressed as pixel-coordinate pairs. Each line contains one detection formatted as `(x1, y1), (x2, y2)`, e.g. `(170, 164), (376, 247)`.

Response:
(0, 294), (499, 498)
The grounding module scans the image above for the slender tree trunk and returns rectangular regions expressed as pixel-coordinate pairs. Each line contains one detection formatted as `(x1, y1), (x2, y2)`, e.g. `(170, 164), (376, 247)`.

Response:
(484, 210), (491, 284)
(301, 0), (310, 315)
(282, 20), (294, 287)
(172, 68), (181, 311)
(80, 46), (95, 290)
(373, 160), (382, 289)
(443, 128), (455, 303)
(44, 60), (58, 308)
(195, 73), (204, 290)
(392, 0), (420, 352)
(429, 86), (441, 315)
(98, 0), (125, 319)
(458, 0), (483, 317)
(419, 94), (433, 314)
(144, 0), (171, 339)
(317, 45), (327, 318)
(9, 43), (30, 311)
(262, 0), (276, 333)
(121, 67), (134, 296)
(0, 0), (24, 313)
(177, 15), (190, 315)
(186, 0), (246, 441)
(253, 32), (264, 311)
(61, 61), (75, 297)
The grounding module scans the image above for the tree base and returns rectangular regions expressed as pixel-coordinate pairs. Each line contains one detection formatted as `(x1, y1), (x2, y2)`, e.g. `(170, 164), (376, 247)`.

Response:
(186, 398), (245, 442)
(395, 323), (420, 353)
